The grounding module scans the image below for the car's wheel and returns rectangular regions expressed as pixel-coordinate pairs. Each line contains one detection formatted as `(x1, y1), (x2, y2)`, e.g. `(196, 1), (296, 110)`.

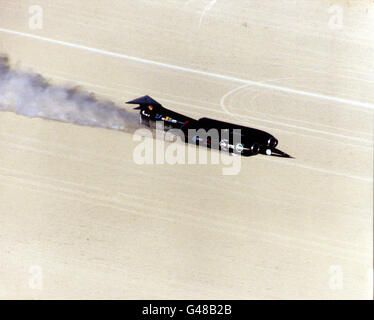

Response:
(267, 137), (278, 148)
(249, 142), (260, 155)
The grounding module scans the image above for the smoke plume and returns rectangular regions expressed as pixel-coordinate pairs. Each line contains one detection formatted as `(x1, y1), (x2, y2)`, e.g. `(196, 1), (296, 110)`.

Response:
(0, 55), (139, 132)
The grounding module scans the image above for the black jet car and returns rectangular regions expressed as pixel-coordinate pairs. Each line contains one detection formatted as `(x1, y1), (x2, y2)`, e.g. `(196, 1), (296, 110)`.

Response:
(127, 95), (292, 158)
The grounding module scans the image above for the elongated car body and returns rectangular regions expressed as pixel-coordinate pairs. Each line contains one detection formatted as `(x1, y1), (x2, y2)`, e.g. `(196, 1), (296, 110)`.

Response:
(127, 95), (292, 158)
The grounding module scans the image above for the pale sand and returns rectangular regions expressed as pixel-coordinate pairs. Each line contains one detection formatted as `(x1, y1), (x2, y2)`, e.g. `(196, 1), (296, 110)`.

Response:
(0, 0), (372, 299)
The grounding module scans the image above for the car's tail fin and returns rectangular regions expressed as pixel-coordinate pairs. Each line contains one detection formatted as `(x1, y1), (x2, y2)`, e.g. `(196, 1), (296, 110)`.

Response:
(126, 95), (162, 110)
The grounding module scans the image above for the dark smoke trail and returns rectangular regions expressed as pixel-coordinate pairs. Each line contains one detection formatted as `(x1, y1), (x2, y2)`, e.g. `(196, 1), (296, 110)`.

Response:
(0, 55), (139, 131)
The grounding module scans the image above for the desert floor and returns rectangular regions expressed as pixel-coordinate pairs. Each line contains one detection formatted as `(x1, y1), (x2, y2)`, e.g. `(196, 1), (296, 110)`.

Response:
(0, 0), (373, 299)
